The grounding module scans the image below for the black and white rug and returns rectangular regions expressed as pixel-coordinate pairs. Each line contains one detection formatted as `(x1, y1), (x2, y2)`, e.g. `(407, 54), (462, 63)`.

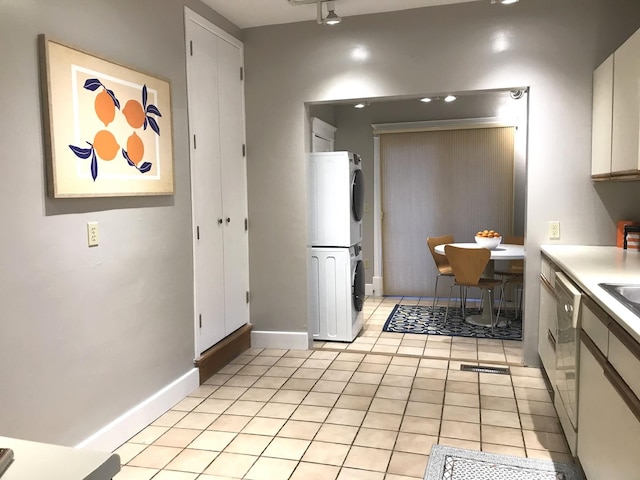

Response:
(383, 304), (522, 340)
(424, 445), (582, 480)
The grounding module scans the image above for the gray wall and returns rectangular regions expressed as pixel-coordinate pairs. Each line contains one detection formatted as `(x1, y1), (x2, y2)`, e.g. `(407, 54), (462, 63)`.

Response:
(0, 0), (234, 446)
(243, 0), (640, 364)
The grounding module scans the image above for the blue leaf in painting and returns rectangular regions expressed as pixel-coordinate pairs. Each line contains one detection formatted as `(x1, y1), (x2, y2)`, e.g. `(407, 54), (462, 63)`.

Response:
(142, 84), (148, 109)
(139, 162), (152, 173)
(84, 78), (102, 91)
(148, 116), (160, 136)
(91, 151), (98, 181)
(146, 104), (162, 117)
(122, 148), (135, 167)
(69, 144), (93, 159)
(143, 118), (148, 130)
(106, 89), (121, 110)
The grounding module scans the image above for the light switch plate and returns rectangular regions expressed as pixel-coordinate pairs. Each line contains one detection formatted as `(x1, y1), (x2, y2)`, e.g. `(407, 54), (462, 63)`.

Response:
(87, 222), (99, 247)
(548, 221), (560, 240)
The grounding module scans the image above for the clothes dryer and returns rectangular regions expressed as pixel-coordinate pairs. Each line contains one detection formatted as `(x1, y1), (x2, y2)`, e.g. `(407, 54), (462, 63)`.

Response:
(308, 244), (364, 342)
(308, 151), (364, 248)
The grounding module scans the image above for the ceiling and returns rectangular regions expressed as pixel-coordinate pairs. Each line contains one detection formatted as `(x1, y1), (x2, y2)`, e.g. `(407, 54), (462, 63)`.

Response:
(201, 0), (481, 29)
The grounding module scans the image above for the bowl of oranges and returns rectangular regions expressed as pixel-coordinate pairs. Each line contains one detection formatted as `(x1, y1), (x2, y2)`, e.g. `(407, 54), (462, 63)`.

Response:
(475, 230), (502, 250)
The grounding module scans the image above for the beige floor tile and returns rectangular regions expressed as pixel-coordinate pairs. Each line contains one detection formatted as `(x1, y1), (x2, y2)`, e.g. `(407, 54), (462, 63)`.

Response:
(353, 427), (398, 450)
(302, 358), (333, 369)
(480, 395), (518, 413)
(404, 401), (443, 419)
(416, 368), (447, 380)
(301, 440), (351, 466)
(337, 467), (385, 480)
(442, 405), (480, 424)
(335, 394), (373, 411)
(371, 345), (399, 354)
(239, 388), (278, 402)
(343, 382), (379, 396)
(438, 437), (481, 451)
(289, 461), (340, 480)
(310, 350), (340, 360)
(255, 402), (297, 420)
(519, 413), (562, 433)
(282, 378), (316, 391)
(274, 357), (305, 368)
(249, 356), (279, 367)
(129, 426), (170, 445)
(244, 457), (298, 480)
(514, 386), (553, 403)
(237, 365), (270, 376)
(128, 445), (182, 469)
(270, 389), (307, 404)
(114, 443), (148, 465)
(351, 372), (385, 384)
(174, 412), (218, 431)
(293, 368), (325, 380)
(444, 380), (478, 394)
(478, 383), (514, 399)
(510, 366), (544, 378)
(203, 452), (257, 478)
(381, 374), (414, 388)
(481, 424), (524, 447)
(291, 404), (331, 423)
(344, 446), (392, 472)
(325, 408), (367, 426)
(400, 416), (440, 436)
(193, 398), (234, 415)
(478, 372), (512, 386)
(330, 361), (361, 372)
(321, 369), (354, 382)
(369, 397), (407, 415)
(408, 388), (444, 405)
(444, 391), (480, 408)
(517, 399), (557, 417)
(394, 432), (437, 455)
(172, 397), (205, 412)
(218, 364), (244, 375)
(203, 373), (232, 386)
(210, 386), (248, 400)
(357, 362), (389, 374)
(313, 380), (348, 394)
(480, 409), (521, 429)
(337, 352), (366, 362)
(482, 443), (526, 457)
(511, 375), (548, 390)
(277, 419), (322, 440)
(376, 385), (411, 401)
(386, 451), (429, 478)
(284, 350), (313, 359)
(164, 448), (218, 473)
(522, 430), (569, 453)
(439, 420), (480, 442)
(386, 365), (418, 376)
(262, 437), (310, 460)
(252, 376), (288, 389)
(114, 465), (158, 480)
(314, 423), (359, 444)
(363, 354), (393, 365)
(362, 411), (403, 431)
(154, 428), (202, 448)
(224, 400), (265, 416)
(152, 469), (198, 479)
(188, 430), (236, 451)
(206, 414), (251, 432)
(446, 370), (479, 383)
(266, 366), (298, 378)
(224, 433), (272, 456)
(526, 449), (573, 463)
(152, 410), (188, 427)
(302, 391), (340, 407)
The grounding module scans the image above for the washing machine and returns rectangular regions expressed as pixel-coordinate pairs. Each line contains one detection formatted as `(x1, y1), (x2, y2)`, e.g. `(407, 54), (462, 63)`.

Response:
(308, 151), (364, 248)
(308, 244), (364, 342)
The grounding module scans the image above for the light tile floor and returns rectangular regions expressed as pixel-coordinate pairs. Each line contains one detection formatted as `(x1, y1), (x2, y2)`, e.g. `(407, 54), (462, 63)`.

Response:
(114, 297), (569, 480)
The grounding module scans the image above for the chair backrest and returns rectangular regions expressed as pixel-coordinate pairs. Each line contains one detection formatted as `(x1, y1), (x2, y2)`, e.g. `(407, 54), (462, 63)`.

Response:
(444, 245), (490, 286)
(504, 235), (524, 270)
(427, 235), (454, 273)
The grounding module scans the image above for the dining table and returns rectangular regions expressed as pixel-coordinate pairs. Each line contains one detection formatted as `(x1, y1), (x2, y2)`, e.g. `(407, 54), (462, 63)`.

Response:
(434, 242), (525, 327)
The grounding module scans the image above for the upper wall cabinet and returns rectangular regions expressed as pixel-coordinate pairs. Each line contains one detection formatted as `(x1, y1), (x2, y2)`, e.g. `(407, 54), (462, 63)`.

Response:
(592, 27), (640, 181)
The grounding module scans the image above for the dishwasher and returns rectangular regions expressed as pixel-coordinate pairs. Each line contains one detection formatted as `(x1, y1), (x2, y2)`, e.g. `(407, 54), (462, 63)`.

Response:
(553, 271), (582, 456)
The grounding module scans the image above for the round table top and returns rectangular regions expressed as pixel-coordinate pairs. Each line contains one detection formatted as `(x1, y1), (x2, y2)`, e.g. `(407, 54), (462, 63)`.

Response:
(434, 242), (525, 260)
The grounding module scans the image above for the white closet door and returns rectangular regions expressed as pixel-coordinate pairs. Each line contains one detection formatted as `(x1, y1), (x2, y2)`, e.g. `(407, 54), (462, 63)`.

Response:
(186, 18), (226, 354)
(218, 37), (249, 335)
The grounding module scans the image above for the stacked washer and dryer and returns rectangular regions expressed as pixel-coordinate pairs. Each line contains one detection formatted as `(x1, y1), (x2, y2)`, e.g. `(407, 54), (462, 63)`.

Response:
(307, 151), (365, 342)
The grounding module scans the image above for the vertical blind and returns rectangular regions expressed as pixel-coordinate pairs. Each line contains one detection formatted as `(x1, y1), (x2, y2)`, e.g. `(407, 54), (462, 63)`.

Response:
(381, 127), (515, 296)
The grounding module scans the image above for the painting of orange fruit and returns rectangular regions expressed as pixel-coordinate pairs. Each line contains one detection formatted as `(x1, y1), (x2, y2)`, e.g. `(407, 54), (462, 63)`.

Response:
(42, 36), (174, 197)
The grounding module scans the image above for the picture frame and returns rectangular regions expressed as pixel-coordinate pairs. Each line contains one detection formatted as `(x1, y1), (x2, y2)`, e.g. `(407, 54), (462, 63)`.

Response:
(39, 35), (175, 197)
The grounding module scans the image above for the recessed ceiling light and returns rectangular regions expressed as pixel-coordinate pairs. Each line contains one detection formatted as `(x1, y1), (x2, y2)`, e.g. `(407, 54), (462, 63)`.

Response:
(492, 0), (519, 4)
(354, 103), (366, 109)
(444, 95), (457, 102)
(420, 97), (432, 103)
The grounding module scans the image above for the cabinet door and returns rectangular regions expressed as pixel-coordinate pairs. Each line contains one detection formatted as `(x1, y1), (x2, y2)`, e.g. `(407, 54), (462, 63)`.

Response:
(218, 37), (250, 335)
(538, 277), (557, 385)
(612, 28), (640, 174)
(578, 339), (640, 480)
(591, 55), (613, 177)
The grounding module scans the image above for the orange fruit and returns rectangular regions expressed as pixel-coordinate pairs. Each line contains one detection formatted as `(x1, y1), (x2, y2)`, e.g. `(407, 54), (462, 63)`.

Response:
(93, 130), (119, 161)
(126, 132), (144, 164)
(94, 89), (115, 127)
(122, 99), (145, 129)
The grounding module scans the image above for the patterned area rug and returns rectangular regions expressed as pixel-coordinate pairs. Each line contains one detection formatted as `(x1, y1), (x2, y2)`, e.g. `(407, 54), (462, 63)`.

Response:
(424, 445), (582, 480)
(383, 304), (522, 340)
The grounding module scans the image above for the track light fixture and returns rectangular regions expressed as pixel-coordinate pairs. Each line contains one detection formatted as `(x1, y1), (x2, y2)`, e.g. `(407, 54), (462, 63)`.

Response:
(491, 0), (520, 4)
(317, 0), (341, 25)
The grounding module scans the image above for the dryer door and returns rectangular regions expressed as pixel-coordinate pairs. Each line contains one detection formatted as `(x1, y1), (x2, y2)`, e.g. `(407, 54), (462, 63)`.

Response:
(352, 258), (365, 311)
(351, 168), (364, 222)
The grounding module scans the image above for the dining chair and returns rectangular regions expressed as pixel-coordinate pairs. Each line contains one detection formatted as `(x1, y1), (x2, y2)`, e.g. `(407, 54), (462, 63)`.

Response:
(427, 235), (455, 309)
(495, 235), (524, 321)
(444, 245), (504, 334)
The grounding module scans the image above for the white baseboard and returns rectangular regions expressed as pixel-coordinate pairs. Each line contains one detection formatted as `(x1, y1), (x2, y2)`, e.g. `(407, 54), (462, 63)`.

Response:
(365, 283), (374, 296)
(372, 276), (383, 296)
(76, 368), (199, 452)
(251, 330), (311, 350)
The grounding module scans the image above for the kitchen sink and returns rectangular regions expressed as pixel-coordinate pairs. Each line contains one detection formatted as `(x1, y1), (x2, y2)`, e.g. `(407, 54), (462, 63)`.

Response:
(599, 283), (640, 317)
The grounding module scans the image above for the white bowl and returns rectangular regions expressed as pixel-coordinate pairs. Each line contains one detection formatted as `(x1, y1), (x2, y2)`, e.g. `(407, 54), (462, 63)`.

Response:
(475, 235), (502, 250)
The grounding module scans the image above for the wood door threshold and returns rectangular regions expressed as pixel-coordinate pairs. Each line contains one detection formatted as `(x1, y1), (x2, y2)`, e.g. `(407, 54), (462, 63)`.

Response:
(195, 324), (252, 385)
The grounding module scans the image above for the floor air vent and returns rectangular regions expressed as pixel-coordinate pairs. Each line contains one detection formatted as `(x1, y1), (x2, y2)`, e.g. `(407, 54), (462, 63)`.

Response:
(460, 364), (510, 375)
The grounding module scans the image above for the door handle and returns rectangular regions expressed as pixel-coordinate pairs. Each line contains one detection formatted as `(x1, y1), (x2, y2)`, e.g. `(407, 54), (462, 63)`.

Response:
(217, 218), (223, 225)
(226, 217), (231, 224)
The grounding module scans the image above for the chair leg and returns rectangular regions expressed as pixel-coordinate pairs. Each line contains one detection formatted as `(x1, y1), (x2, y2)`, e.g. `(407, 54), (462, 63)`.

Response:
(432, 274), (441, 310)
(487, 288), (495, 336)
(445, 284), (454, 324)
(460, 285), (466, 320)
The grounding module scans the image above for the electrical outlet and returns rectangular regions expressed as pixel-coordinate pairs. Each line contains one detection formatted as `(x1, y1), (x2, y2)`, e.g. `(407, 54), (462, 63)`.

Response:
(548, 221), (560, 240)
(87, 222), (99, 247)
(363, 203), (370, 214)
(364, 259), (371, 269)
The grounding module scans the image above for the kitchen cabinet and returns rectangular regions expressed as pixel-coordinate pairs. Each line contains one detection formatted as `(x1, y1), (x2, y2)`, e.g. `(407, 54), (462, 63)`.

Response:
(186, 10), (250, 355)
(538, 258), (557, 386)
(591, 27), (640, 180)
(577, 332), (640, 480)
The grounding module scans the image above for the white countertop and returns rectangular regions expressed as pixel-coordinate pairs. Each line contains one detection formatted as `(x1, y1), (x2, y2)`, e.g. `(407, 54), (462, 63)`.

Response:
(540, 245), (640, 343)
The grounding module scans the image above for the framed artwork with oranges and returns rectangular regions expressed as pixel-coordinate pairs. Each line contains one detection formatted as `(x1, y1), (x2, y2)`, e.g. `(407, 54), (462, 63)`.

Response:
(39, 35), (174, 197)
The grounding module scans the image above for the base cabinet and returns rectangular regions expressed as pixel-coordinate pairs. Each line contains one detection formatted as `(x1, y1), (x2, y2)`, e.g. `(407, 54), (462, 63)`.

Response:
(577, 339), (640, 479)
